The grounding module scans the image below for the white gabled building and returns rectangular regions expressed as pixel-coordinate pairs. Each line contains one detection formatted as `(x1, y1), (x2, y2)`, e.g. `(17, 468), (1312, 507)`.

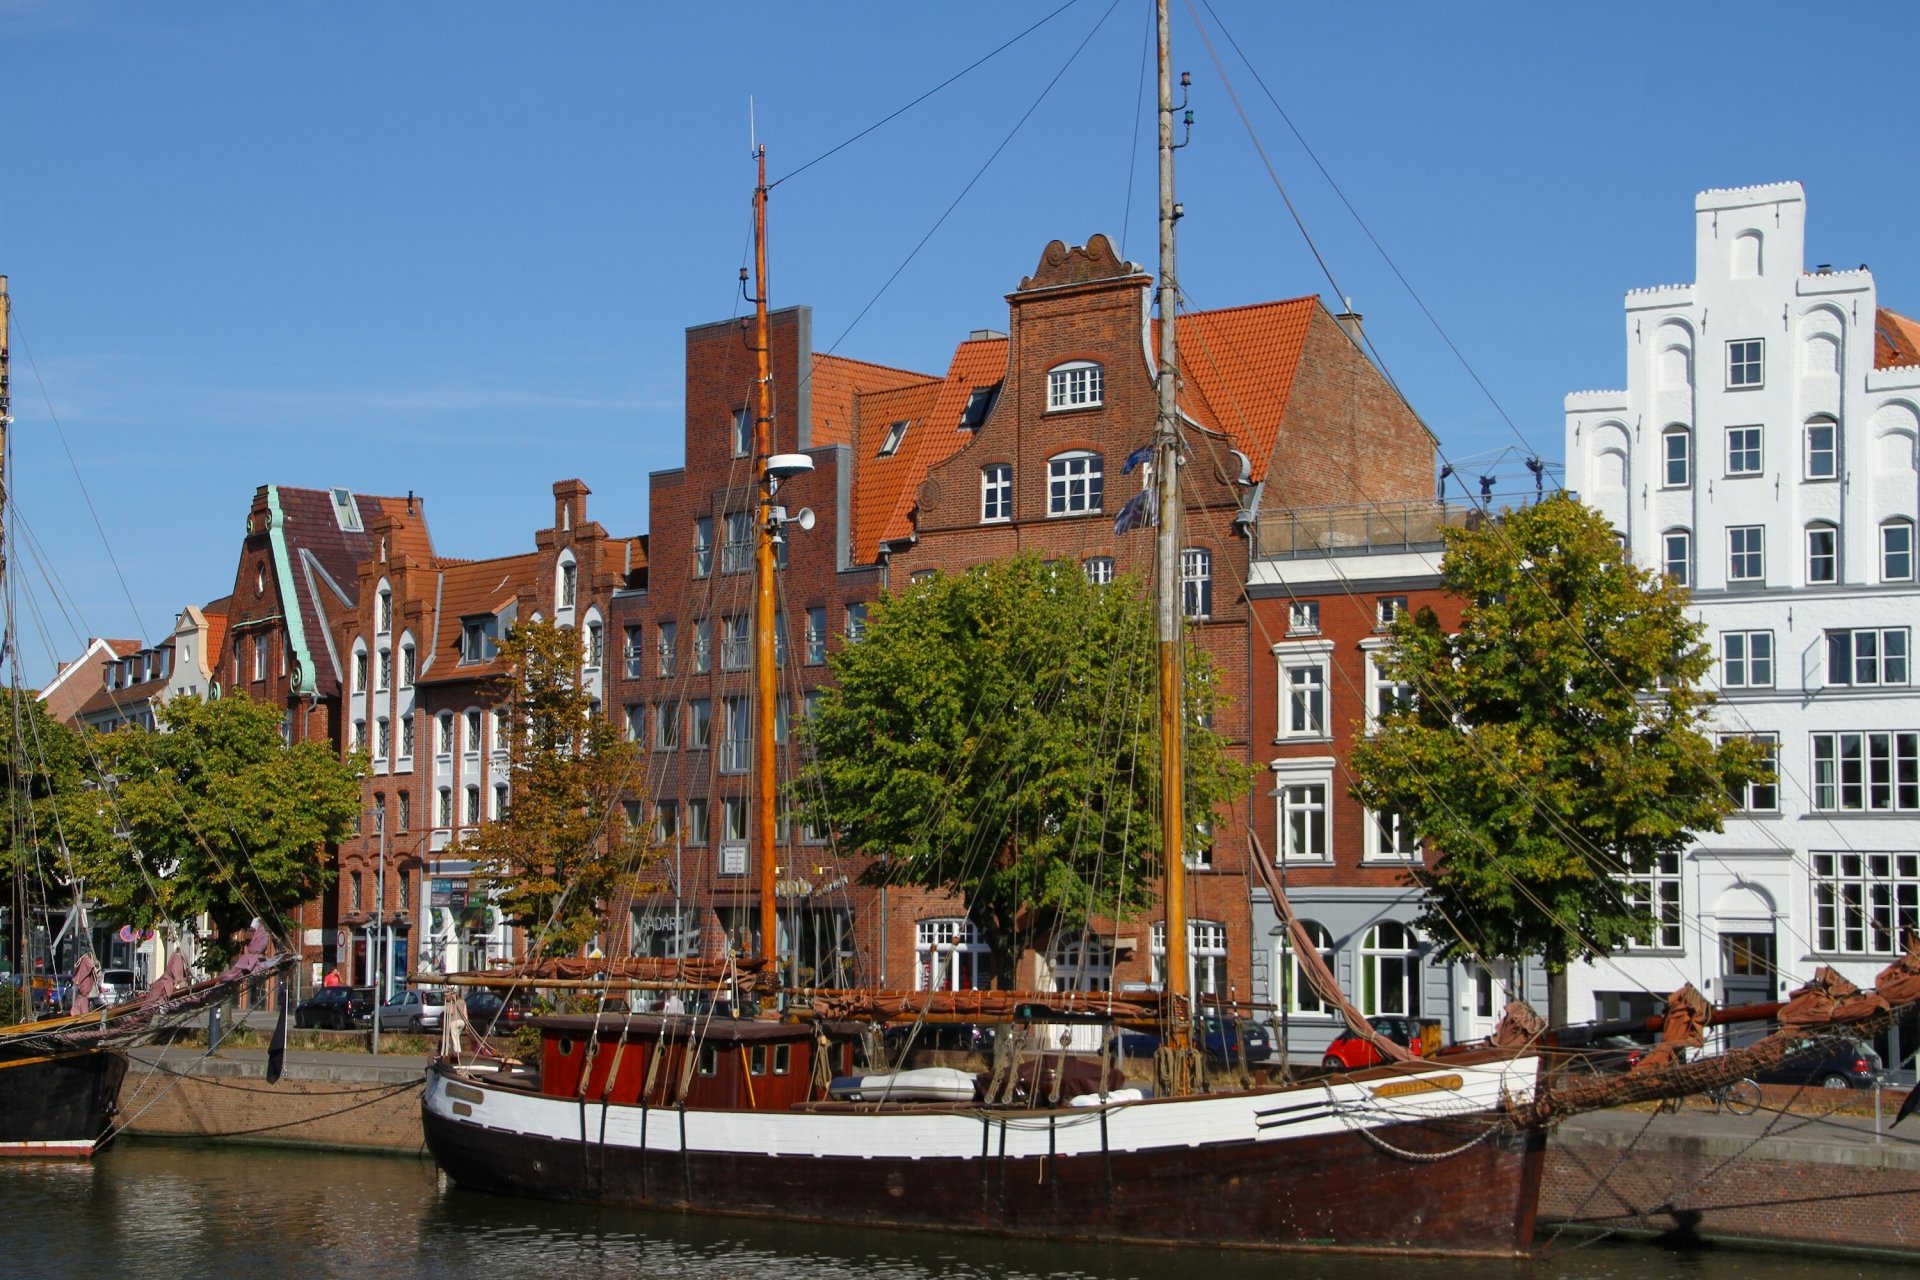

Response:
(1565, 181), (1920, 1070)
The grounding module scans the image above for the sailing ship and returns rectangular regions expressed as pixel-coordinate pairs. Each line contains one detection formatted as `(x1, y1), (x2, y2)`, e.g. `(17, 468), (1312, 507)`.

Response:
(0, 275), (296, 1156)
(420, 7), (1555, 1255)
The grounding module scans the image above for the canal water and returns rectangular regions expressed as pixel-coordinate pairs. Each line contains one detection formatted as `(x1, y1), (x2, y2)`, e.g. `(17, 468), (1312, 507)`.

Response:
(0, 1142), (1906, 1280)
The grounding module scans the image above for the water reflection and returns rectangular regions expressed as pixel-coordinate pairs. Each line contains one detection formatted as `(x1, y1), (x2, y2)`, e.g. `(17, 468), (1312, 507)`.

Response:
(0, 1143), (1904, 1280)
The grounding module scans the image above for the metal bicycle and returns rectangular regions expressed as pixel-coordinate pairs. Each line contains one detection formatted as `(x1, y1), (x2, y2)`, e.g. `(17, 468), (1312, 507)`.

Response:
(1660, 1076), (1761, 1116)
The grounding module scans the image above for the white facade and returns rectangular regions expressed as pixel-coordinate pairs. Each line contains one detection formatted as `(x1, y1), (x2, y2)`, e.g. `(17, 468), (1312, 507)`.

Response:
(1565, 182), (1920, 1063)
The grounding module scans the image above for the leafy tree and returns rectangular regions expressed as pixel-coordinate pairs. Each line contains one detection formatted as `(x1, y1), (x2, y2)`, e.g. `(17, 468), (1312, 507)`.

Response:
(0, 692), (119, 969)
(801, 555), (1255, 987)
(1348, 496), (1769, 1025)
(79, 693), (361, 967)
(457, 619), (659, 960)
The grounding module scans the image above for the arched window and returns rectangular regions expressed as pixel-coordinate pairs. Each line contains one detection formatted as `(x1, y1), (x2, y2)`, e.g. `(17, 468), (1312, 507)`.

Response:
(1278, 921), (1335, 1015)
(915, 918), (988, 991)
(1360, 921), (1420, 1016)
(1882, 518), (1915, 582)
(1661, 528), (1692, 586)
(1046, 360), (1104, 411)
(1047, 450), (1104, 515)
(1806, 522), (1838, 585)
(1661, 426), (1691, 488)
(1049, 933), (1113, 992)
(1805, 416), (1838, 480)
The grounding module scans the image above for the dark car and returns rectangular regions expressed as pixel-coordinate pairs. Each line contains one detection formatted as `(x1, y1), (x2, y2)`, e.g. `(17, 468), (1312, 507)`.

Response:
(293, 986), (375, 1030)
(465, 990), (536, 1037)
(1755, 1037), (1883, 1090)
(1200, 1014), (1272, 1067)
(1321, 1015), (1437, 1072)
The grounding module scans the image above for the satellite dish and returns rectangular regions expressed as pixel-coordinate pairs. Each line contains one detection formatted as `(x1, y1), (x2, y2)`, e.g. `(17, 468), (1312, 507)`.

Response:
(795, 507), (816, 532)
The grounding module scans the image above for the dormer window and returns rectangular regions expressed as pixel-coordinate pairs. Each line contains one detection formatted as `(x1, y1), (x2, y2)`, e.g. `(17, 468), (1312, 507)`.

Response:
(331, 487), (363, 531)
(878, 419), (910, 457)
(1047, 361), (1103, 411)
(461, 616), (499, 663)
(959, 385), (999, 431)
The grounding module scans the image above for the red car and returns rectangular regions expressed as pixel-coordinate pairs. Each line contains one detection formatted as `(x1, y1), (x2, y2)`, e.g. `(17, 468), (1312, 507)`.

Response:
(1321, 1015), (1431, 1071)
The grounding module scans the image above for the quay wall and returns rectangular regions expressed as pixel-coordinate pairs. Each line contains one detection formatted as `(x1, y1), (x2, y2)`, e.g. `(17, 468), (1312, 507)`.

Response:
(118, 1053), (425, 1154)
(1540, 1114), (1920, 1256)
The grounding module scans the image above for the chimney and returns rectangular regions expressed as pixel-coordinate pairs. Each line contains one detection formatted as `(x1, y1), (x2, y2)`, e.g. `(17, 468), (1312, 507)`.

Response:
(1334, 297), (1365, 348)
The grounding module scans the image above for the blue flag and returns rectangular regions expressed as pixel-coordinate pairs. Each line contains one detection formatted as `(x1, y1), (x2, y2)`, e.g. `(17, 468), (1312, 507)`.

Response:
(1113, 489), (1156, 534)
(1121, 444), (1154, 475)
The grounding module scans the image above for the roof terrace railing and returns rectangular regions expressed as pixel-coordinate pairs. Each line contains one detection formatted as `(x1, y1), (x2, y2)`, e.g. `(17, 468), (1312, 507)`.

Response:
(1253, 500), (1480, 560)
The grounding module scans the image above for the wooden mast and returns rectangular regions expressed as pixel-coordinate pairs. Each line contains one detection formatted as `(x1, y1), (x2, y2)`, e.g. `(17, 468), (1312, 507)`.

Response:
(750, 148), (781, 976)
(1151, 0), (1193, 1079)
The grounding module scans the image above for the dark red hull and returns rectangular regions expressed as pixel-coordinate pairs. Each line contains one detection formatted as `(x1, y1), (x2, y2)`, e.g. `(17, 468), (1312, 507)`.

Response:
(423, 1094), (1545, 1255)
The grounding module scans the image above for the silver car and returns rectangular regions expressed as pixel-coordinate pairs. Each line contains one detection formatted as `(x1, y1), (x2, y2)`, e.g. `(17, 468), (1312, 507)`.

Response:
(374, 989), (445, 1032)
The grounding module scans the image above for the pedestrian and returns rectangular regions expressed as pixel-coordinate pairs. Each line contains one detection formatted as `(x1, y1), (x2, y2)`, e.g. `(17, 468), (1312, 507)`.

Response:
(323, 968), (342, 988)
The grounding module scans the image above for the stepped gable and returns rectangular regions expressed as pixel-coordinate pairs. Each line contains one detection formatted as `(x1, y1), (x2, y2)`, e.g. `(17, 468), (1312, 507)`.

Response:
(273, 487), (405, 698)
(1876, 307), (1920, 369)
(1163, 297), (1318, 483)
(860, 337), (1008, 557)
(808, 354), (936, 450)
(416, 551), (541, 685)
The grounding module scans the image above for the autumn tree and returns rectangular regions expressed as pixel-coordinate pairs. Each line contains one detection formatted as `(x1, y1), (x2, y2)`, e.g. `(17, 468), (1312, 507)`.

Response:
(801, 555), (1255, 987)
(458, 618), (658, 960)
(1348, 496), (1769, 1025)
(81, 693), (361, 967)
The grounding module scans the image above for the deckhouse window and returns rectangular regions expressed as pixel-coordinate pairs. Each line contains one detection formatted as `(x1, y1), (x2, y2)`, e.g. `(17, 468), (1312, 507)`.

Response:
(1046, 451), (1103, 516)
(1046, 361), (1103, 411)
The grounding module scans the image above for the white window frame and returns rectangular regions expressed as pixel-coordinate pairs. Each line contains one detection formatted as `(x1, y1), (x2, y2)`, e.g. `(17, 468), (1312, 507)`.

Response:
(1288, 600), (1320, 635)
(1045, 360), (1104, 411)
(915, 917), (988, 992)
(731, 407), (751, 458)
(1149, 919), (1228, 998)
(1046, 450), (1104, 516)
(1049, 933), (1114, 993)
(1362, 640), (1410, 733)
(1720, 630), (1774, 689)
(1806, 523), (1838, 585)
(1365, 808), (1420, 863)
(1359, 921), (1420, 1017)
(693, 516), (713, 578)
(1726, 338), (1764, 389)
(1883, 519), (1915, 583)
(1812, 731), (1920, 811)
(1812, 851), (1920, 956)
(1805, 417), (1838, 481)
(1271, 757), (1335, 863)
(1277, 920), (1335, 1016)
(1662, 528), (1691, 586)
(981, 464), (1012, 523)
(1083, 556), (1114, 585)
(1826, 628), (1911, 688)
(1624, 852), (1683, 950)
(1274, 640), (1333, 740)
(1725, 424), (1762, 477)
(1181, 547), (1212, 619)
(1728, 525), (1765, 584)
(805, 606), (828, 664)
(1724, 731), (1778, 813)
(1661, 425), (1691, 488)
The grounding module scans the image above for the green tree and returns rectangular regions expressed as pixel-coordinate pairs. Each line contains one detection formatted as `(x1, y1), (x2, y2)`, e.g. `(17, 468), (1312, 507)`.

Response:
(81, 693), (361, 967)
(458, 619), (658, 960)
(1348, 496), (1769, 1025)
(0, 692), (119, 969)
(801, 555), (1255, 987)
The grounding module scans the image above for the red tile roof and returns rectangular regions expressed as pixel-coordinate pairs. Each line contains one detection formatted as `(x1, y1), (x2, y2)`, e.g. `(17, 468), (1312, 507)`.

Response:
(860, 338), (1009, 557)
(809, 353), (937, 449)
(1876, 308), (1920, 369)
(417, 550), (542, 685)
(1162, 297), (1319, 483)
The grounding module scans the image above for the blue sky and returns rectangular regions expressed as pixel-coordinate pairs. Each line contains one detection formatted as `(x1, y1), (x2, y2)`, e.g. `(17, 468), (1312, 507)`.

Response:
(5, 1), (1919, 684)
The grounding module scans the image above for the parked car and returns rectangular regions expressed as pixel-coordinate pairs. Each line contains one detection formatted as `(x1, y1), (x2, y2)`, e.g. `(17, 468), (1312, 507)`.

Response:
(1321, 1015), (1436, 1072)
(464, 990), (535, 1036)
(375, 988), (446, 1032)
(294, 986), (375, 1030)
(98, 968), (141, 1006)
(1200, 1014), (1272, 1067)
(1755, 1037), (1883, 1090)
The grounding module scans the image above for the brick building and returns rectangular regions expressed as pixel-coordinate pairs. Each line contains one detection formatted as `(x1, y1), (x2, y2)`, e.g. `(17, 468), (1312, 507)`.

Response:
(609, 233), (1436, 1003)
(328, 480), (638, 991)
